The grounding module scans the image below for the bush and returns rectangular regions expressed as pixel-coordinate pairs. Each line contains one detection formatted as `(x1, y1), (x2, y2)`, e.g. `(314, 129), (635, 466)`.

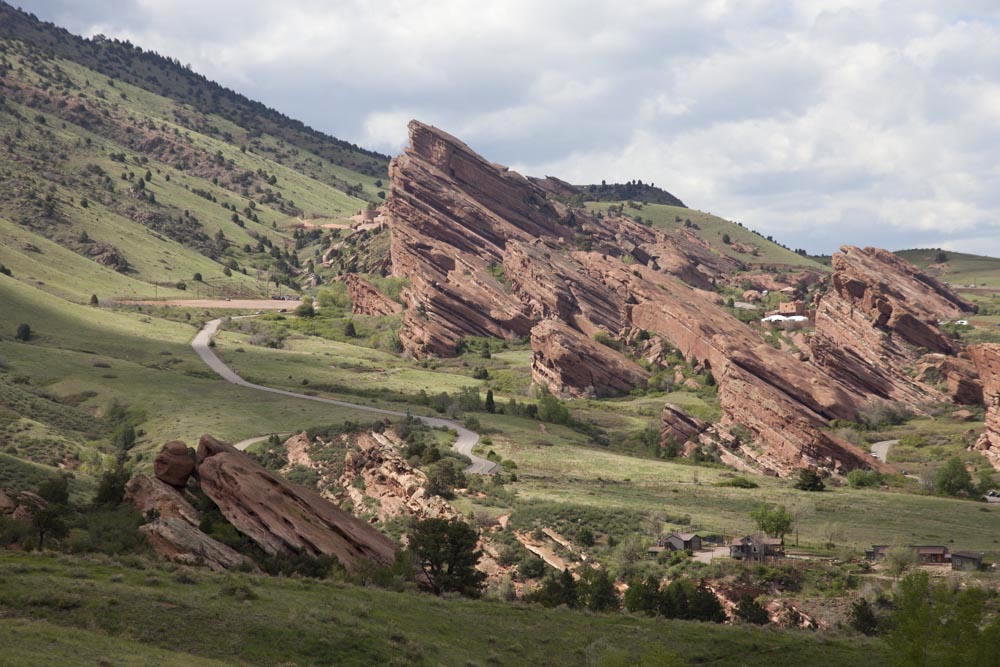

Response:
(15, 323), (31, 342)
(735, 594), (769, 624)
(793, 468), (825, 492)
(715, 476), (759, 489)
(857, 399), (911, 430)
(847, 469), (884, 489)
(295, 295), (315, 317)
(518, 556), (546, 580)
(934, 457), (975, 497)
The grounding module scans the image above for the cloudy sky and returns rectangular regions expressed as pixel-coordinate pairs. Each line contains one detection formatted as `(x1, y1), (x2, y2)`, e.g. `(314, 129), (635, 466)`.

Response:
(20, 0), (1000, 254)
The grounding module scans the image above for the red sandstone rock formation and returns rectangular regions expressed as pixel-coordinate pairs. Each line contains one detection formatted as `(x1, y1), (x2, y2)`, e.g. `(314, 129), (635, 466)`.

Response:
(809, 246), (975, 405)
(153, 440), (196, 488)
(344, 273), (403, 317)
(383, 122), (961, 475)
(196, 435), (396, 570)
(125, 474), (252, 571)
(530, 319), (649, 397)
(660, 404), (708, 446)
(915, 354), (983, 405)
(969, 344), (1000, 470)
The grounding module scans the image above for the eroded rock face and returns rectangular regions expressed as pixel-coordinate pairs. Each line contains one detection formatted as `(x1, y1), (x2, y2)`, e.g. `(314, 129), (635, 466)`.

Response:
(153, 440), (196, 488)
(809, 246), (975, 405)
(0, 489), (47, 523)
(345, 273), (403, 317)
(660, 404), (708, 446)
(969, 344), (1000, 470)
(383, 121), (945, 475)
(915, 354), (983, 406)
(530, 319), (649, 397)
(196, 434), (396, 570)
(124, 474), (252, 571)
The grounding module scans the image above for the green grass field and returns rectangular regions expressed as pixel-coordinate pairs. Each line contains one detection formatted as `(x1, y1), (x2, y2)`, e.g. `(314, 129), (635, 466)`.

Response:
(0, 551), (888, 667)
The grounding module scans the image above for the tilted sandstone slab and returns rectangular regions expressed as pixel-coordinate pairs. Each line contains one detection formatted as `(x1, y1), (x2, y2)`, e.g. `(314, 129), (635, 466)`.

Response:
(344, 273), (403, 317)
(660, 403), (708, 446)
(968, 344), (1000, 470)
(809, 246), (975, 405)
(196, 434), (396, 570)
(530, 318), (650, 397)
(125, 474), (252, 571)
(915, 354), (983, 405)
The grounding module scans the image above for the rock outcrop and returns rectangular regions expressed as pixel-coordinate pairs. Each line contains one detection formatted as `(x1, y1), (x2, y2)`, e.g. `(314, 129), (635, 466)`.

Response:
(383, 121), (967, 476)
(660, 404), (708, 446)
(530, 319), (649, 397)
(809, 246), (975, 405)
(0, 489), (47, 523)
(915, 354), (983, 405)
(153, 440), (196, 488)
(125, 474), (252, 571)
(344, 273), (403, 317)
(969, 344), (1000, 470)
(196, 435), (397, 570)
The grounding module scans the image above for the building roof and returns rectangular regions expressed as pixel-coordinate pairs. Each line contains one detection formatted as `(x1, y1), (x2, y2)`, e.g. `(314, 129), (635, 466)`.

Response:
(951, 551), (984, 559)
(668, 532), (698, 541)
(914, 546), (948, 554)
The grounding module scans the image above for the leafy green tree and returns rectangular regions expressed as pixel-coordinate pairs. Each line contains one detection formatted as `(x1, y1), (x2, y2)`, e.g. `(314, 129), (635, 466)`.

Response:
(735, 594), (769, 625)
(849, 598), (879, 636)
(750, 503), (793, 538)
(295, 295), (315, 317)
(586, 569), (619, 612)
(408, 518), (485, 597)
(884, 546), (916, 579)
(558, 568), (578, 608)
(934, 456), (975, 497)
(793, 468), (825, 492)
(425, 459), (464, 499)
(537, 386), (570, 425)
(624, 575), (661, 615)
(94, 463), (131, 507)
(37, 475), (69, 505)
(517, 556), (546, 580)
(32, 506), (68, 550)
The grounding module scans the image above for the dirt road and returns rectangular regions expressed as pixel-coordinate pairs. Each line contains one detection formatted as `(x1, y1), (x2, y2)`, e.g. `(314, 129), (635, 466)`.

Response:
(192, 318), (498, 474)
(125, 299), (301, 310)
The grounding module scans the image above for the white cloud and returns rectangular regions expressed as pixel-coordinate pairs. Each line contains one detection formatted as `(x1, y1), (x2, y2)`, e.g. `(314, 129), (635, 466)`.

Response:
(22, 0), (1000, 253)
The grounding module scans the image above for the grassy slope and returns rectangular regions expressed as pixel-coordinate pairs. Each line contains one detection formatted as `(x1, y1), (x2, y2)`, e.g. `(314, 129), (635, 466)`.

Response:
(0, 276), (375, 469)
(0, 37), (375, 302)
(895, 249), (1000, 288)
(478, 412), (1000, 557)
(586, 202), (826, 269)
(0, 551), (887, 667)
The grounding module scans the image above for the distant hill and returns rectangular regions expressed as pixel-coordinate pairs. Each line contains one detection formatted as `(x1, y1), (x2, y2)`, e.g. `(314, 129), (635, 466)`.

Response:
(895, 249), (1000, 289)
(578, 180), (686, 206)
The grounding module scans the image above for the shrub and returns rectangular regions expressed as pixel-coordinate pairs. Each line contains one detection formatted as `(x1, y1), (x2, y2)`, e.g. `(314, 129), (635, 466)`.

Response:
(847, 469), (884, 489)
(15, 323), (31, 342)
(793, 468), (825, 492)
(715, 476), (759, 489)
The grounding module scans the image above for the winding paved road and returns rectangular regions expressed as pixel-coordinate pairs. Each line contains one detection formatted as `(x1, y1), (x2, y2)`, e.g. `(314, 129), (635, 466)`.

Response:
(192, 318), (499, 474)
(870, 439), (899, 463)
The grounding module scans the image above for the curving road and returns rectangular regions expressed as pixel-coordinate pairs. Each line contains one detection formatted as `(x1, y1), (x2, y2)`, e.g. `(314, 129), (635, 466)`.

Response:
(870, 439), (899, 463)
(192, 318), (499, 474)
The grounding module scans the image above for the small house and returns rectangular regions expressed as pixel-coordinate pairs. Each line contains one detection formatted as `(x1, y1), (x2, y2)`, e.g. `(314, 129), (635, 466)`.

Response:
(951, 551), (985, 571)
(646, 545), (667, 559)
(730, 535), (784, 561)
(665, 532), (702, 552)
(777, 301), (806, 317)
(865, 545), (949, 564)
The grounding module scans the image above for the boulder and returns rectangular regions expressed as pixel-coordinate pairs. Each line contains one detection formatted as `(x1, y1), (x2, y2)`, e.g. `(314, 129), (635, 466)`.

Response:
(153, 441), (196, 488)
(530, 319), (649, 397)
(196, 434), (396, 570)
(125, 474), (253, 571)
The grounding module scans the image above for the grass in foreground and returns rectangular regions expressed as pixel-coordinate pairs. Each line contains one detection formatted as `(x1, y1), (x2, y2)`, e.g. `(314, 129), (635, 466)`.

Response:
(0, 550), (887, 667)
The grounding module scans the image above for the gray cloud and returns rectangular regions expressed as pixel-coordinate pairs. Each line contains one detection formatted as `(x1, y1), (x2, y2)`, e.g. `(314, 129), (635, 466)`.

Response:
(17, 0), (1000, 254)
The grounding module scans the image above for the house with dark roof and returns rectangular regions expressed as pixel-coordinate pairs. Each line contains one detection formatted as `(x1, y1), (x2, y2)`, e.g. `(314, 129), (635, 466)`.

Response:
(951, 551), (985, 571)
(865, 545), (949, 564)
(665, 532), (702, 552)
(730, 535), (784, 561)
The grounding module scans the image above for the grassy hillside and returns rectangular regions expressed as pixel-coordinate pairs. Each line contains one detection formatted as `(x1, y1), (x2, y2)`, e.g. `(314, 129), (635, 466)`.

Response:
(895, 249), (1000, 289)
(0, 16), (383, 302)
(0, 551), (887, 667)
(586, 202), (827, 269)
